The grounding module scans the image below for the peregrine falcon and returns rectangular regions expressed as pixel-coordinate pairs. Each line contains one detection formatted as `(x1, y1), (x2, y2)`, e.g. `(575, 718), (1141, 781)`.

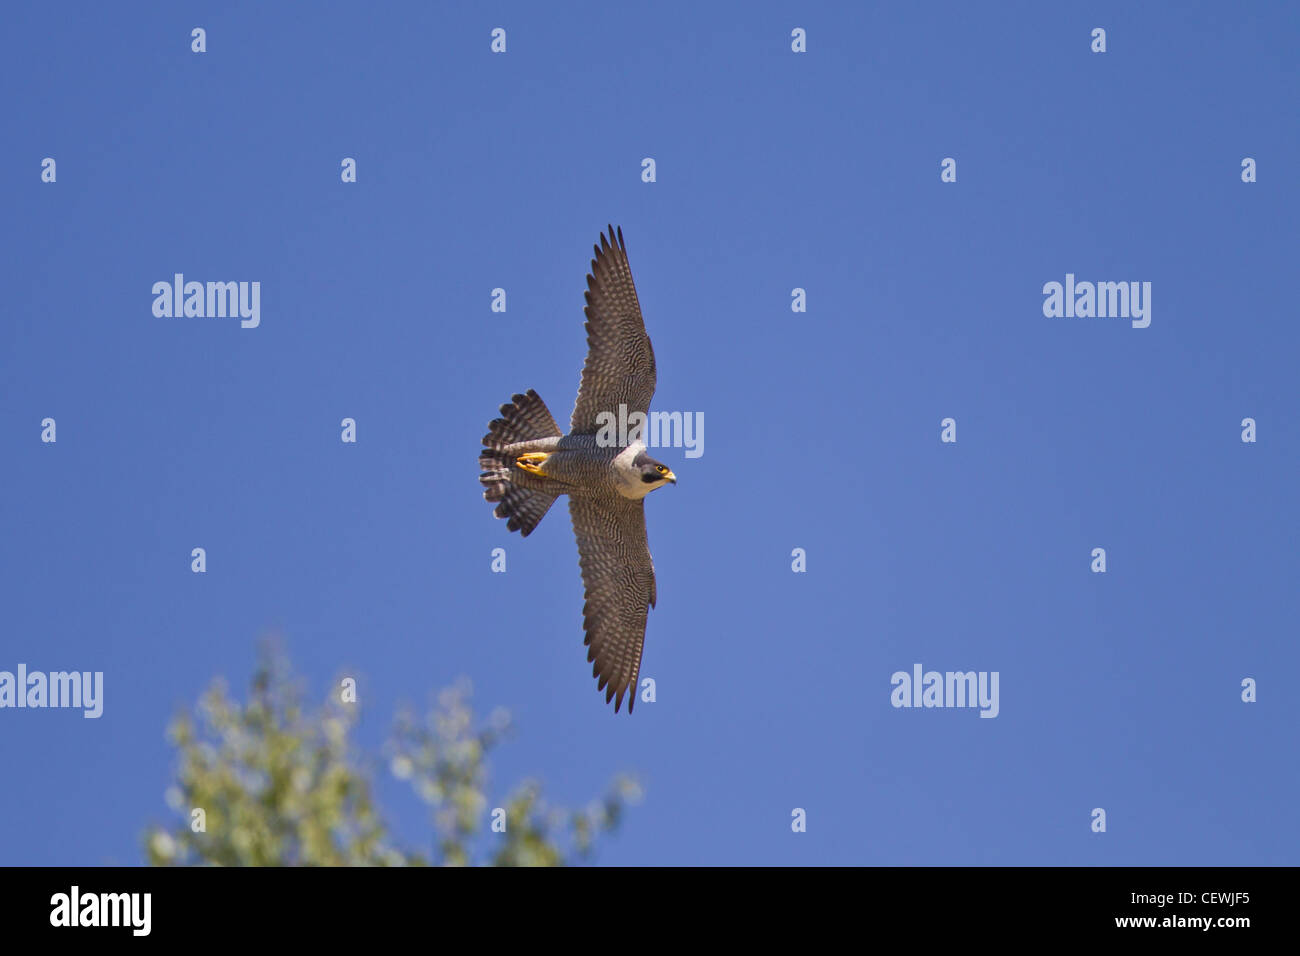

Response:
(479, 226), (675, 713)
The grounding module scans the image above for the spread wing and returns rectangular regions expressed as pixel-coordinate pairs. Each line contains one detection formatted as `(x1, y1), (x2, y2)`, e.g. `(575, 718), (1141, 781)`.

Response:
(570, 226), (657, 434)
(569, 496), (657, 713)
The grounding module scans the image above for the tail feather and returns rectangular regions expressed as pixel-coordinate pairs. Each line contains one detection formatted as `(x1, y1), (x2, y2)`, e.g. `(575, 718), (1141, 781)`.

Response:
(481, 389), (562, 449)
(486, 482), (558, 537)
(479, 389), (563, 537)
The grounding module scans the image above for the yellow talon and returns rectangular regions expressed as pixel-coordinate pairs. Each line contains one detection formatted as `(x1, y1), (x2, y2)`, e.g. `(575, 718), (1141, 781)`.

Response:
(515, 452), (550, 476)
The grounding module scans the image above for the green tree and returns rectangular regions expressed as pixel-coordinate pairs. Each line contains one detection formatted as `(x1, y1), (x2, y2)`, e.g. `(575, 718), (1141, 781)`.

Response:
(144, 644), (639, 866)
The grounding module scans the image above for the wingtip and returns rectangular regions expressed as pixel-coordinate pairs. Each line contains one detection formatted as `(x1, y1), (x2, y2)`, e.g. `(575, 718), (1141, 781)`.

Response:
(615, 685), (633, 714)
(596, 224), (625, 256)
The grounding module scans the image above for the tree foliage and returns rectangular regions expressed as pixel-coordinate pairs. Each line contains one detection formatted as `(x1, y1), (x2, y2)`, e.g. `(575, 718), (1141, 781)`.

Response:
(144, 645), (639, 866)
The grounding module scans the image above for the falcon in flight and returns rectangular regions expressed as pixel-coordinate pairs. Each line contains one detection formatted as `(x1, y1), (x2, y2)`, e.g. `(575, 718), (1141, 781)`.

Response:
(479, 226), (675, 713)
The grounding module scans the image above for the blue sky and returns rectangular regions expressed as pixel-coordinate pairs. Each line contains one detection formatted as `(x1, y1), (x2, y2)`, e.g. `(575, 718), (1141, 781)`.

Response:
(2, 1), (1297, 865)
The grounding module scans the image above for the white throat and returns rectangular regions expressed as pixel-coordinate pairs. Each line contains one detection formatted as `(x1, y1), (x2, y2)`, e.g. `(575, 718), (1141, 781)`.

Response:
(612, 441), (655, 499)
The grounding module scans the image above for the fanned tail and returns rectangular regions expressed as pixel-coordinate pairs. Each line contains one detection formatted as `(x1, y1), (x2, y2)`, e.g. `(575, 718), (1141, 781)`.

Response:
(479, 390), (563, 537)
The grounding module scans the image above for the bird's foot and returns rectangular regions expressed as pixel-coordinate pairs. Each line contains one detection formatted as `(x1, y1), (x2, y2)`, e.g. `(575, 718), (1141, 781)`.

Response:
(514, 452), (551, 476)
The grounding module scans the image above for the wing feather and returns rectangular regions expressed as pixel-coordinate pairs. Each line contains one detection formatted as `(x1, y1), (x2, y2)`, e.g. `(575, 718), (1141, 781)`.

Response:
(570, 226), (657, 434)
(568, 496), (656, 713)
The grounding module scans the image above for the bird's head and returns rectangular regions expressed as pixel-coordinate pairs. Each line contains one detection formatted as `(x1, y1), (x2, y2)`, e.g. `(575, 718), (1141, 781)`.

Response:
(634, 449), (677, 490)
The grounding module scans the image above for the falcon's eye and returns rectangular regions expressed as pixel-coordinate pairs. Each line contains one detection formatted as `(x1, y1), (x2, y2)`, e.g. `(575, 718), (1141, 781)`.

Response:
(656, 465), (666, 474)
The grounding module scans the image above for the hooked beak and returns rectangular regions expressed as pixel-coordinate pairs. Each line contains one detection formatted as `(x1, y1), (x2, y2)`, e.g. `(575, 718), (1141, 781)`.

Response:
(664, 470), (677, 485)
